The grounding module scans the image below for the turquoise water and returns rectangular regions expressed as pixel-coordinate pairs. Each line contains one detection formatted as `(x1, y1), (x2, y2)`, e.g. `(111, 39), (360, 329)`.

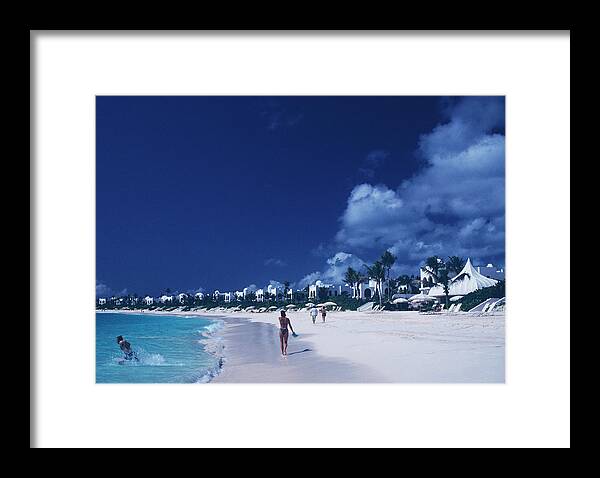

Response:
(96, 312), (223, 383)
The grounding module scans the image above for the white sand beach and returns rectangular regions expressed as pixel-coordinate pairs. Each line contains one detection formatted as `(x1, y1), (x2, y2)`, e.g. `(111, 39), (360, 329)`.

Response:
(120, 309), (505, 383)
(215, 310), (504, 383)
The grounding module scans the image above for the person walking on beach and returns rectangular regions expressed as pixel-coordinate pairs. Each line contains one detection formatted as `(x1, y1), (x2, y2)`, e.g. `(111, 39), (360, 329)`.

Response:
(309, 306), (318, 324)
(116, 335), (139, 362)
(278, 310), (296, 356)
(320, 306), (327, 323)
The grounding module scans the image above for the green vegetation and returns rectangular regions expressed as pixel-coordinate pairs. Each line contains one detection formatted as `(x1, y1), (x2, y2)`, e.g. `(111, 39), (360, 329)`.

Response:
(458, 280), (505, 311)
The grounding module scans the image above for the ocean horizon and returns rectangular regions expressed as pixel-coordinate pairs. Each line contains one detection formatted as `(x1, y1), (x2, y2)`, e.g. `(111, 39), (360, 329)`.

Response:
(96, 312), (223, 383)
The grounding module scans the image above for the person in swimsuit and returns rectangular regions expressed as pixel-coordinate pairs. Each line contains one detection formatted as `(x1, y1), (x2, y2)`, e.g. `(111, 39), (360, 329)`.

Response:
(320, 307), (327, 323)
(116, 335), (139, 361)
(278, 310), (296, 356)
(309, 306), (318, 324)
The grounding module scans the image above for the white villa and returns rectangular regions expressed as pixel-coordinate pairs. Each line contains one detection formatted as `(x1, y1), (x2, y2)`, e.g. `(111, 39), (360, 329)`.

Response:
(177, 293), (188, 303)
(98, 298), (107, 305)
(267, 284), (283, 299)
(194, 292), (204, 301)
(160, 295), (174, 303)
(287, 288), (308, 302)
(308, 281), (353, 300)
(428, 258), (499, 297)
(353, 279), (391, 300)
(143, 295), (154, 305)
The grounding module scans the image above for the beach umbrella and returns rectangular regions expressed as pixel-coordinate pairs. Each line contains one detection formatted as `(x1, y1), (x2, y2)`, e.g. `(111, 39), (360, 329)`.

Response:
(244, 306), (255, 311)
(305, 302), (315, 307)
(392, 298), (408, 304)
(408, 294), (435, 302)
(321, 301), (337, 308)
(268, 306), (278, 310)
(286, 304), (297, 309)
(450, 295), (464, 302)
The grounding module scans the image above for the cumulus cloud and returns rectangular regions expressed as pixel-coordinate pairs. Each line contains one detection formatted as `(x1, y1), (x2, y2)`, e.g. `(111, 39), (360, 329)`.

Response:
(297, 252), (366, 288)
(96, 280), (112, 297)
(96, 280), (128, 297)
(335, 97), (505, 271)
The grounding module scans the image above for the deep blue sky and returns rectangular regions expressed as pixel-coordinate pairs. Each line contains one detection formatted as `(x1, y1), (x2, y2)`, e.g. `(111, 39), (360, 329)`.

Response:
(97, 96), (505, 297)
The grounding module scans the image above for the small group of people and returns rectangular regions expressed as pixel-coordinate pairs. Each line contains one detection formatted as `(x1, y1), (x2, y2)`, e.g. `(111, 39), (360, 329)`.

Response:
(309, 306), (327, 324)
(277, 306), (328, 357)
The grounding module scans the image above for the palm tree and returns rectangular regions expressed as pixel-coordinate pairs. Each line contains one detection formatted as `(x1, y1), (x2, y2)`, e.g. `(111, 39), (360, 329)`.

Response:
(447, 256), (466, 276)
(438, 268), (451, 308)
(380, 250), (397, 300)
(397, 274), (412, 293)
(422, 256), (444, 289)
(365, 261), (386, 307)
(343, 267), (360, 299)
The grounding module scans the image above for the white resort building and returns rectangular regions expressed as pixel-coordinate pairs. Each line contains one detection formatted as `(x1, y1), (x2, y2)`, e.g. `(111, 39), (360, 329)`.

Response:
(308, 281), (353, 300)
(287, 288), (308, 302)
(267, 284), (282, 299)
(354, 279), (391, 300)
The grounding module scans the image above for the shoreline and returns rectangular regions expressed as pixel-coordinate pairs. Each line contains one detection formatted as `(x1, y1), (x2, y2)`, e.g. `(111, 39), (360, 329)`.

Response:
(97, 308), (505, 383)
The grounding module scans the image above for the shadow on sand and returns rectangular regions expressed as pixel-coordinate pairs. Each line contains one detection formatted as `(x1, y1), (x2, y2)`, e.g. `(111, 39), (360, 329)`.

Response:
(287, 348), (312, 356)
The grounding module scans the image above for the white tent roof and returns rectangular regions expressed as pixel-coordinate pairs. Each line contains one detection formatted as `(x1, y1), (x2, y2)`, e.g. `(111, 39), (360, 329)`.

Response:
(429, 258), (498, 296)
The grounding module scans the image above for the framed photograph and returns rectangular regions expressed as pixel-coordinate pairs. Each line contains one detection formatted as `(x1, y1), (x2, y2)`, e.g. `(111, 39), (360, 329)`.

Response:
(31, 31), (570, 448)
(95, 95), (506, 385)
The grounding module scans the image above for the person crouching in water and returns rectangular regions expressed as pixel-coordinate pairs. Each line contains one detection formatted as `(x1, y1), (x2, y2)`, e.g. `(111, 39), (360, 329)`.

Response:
(278, 310), (296, 357)
(116, 335), (139, 361)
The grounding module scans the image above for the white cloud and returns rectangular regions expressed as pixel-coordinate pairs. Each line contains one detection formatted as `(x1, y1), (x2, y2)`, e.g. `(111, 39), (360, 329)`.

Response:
(298, 252), (366, 288)
(297, 271), (322, 289)
(334, 97), (505, 271)
(96, 280), (112, 297)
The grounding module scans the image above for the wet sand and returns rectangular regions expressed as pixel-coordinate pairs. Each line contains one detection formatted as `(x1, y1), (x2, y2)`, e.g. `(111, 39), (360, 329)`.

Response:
(212, 318), (385, 383)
